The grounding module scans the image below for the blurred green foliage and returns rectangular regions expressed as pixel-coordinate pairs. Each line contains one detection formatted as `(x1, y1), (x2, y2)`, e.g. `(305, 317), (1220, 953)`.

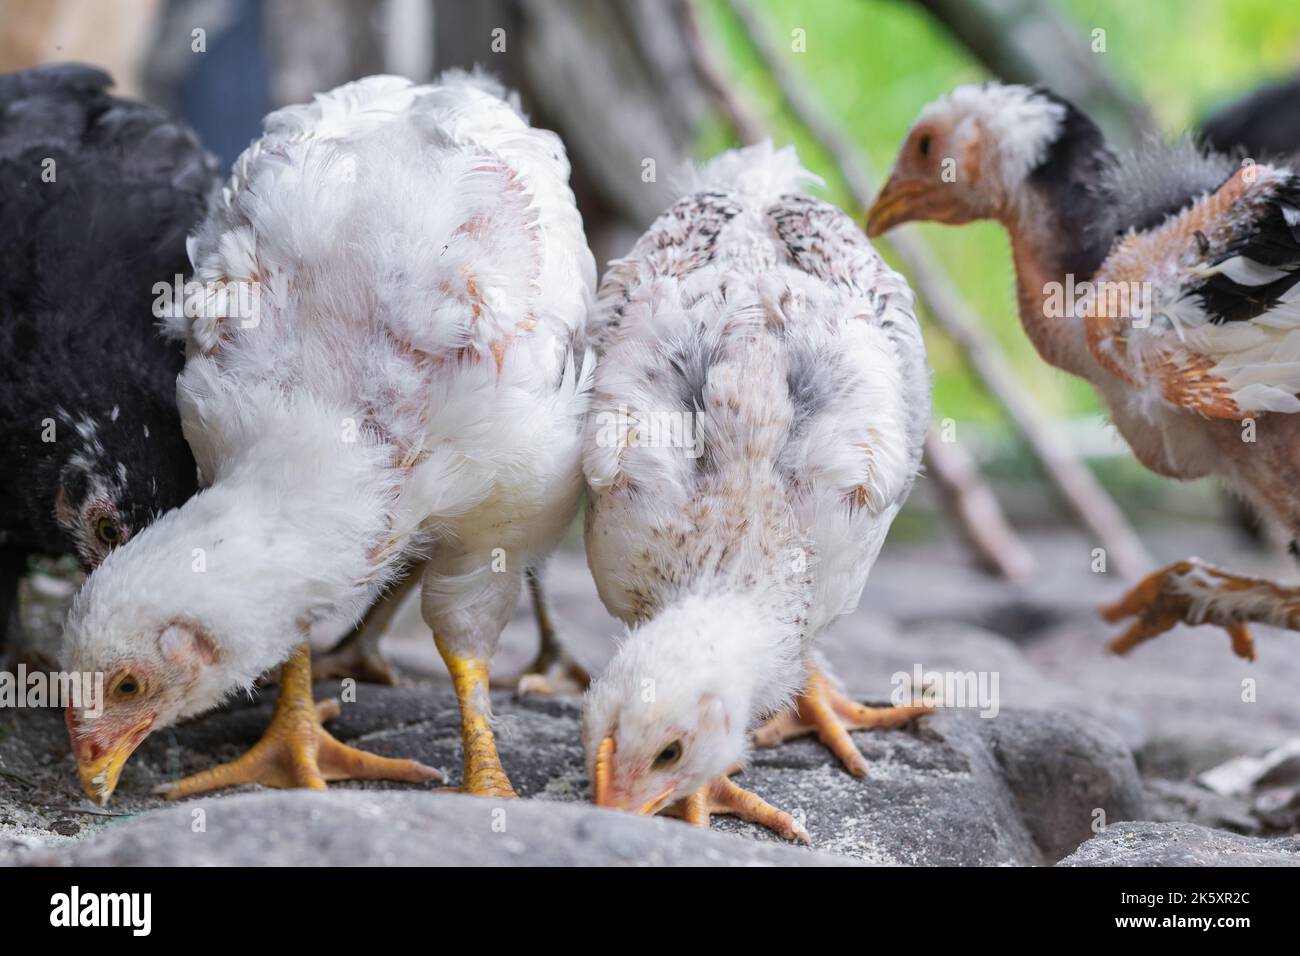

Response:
(699, 0), (1300, 427)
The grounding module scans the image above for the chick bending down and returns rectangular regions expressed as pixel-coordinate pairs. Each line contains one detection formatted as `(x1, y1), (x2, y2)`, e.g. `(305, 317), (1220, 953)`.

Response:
(61, 71), (595, 803)
(581, 144), (932, 842)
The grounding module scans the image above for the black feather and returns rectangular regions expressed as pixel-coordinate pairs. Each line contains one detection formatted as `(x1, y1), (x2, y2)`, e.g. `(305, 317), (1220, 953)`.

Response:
(1024, 87), (1239, 278)
(1201, 72), (1300, 161)
(1196, 177), (1300, 324)
(1026, 88), (1116, 277)
(0, 64), (217, 606)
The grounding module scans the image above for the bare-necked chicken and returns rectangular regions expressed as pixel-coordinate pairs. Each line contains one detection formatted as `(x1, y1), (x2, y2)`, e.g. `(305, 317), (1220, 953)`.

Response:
(869, 82), (1300, 658)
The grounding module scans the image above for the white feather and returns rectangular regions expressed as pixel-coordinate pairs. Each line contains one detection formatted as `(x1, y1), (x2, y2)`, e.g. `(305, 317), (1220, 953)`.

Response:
(64, 71), (596, 726)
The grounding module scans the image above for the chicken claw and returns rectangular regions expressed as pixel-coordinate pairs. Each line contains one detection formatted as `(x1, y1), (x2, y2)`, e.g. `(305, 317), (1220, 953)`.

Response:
(1101, 559), (1259, 661)
(157, 643), (442, 799)
(753, 667), (933, 776)
(666, 774), (810, 845)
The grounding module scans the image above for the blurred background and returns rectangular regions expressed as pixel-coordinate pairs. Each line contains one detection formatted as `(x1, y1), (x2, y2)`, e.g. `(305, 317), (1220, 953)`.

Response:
(3, 0), (1300, 575)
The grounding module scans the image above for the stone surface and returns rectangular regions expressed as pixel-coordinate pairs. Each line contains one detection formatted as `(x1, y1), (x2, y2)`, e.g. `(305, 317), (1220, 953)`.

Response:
(3, 528), (1299, 866)
(1058, 821), (1300, 867)
(1142, 779), (1264, 835)
(0, 677), (1142, 866)
(8, 790), (845, 867)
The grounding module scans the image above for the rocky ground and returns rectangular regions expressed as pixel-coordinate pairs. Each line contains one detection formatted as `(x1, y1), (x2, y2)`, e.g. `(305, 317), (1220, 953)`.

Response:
(3, 525), (1300, 866)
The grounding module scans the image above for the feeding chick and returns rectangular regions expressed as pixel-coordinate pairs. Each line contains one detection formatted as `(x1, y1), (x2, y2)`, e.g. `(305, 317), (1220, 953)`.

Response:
(61, 70), (595, 803)
(582, 144), (932, 841)
(869, 82), (1300, 657)
(0, 64), (212, 653)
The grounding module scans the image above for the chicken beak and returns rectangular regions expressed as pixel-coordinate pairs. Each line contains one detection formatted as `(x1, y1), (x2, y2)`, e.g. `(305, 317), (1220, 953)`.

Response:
(865, 177), (929, 237)
(634, 789), (676, 816)
(593, 736), (616, 807)
(592, 736), (675, 815)
(66, 706), (154, 805)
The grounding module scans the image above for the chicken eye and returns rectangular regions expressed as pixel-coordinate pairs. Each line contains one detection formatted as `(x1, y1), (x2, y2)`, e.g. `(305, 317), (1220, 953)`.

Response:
(654, 740), (683, 768)
(114, 675), (140, 697)
(918, 134), (932, 157)
(95, 515), (123, 546)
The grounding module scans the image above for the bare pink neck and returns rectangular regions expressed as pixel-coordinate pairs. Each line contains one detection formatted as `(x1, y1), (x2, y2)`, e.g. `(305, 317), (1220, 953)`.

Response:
(1001, 202), (1096, 380)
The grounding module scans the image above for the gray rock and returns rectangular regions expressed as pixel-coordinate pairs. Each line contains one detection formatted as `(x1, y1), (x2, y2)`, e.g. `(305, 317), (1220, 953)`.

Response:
(5, 531), (1295, 866)
(986, 709), (1145, 861)
(1142, 779), (1263, 835)
(722, 705), (1144, 865)
(8, 790), (846, 867)
(0, 678), (1144, 865)
(1059, 820), (1300, 866)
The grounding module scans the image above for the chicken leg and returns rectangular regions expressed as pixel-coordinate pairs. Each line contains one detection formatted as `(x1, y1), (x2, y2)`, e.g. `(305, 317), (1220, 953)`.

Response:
(435, 634), (516, 798)
(753, 666), (933, 776)
(515, 566), (590, 697)
(1102, 558), (1269, 660)
(157, 643), (443, 799)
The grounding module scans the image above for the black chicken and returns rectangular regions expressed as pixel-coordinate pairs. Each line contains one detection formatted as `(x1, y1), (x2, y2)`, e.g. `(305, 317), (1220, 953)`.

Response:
(0, 64), (216, 650)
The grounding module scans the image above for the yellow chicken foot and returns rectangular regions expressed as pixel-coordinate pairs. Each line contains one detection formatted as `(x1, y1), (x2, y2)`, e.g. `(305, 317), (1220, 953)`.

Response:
(157, 643), (443, 799)
(1101, 558), (1273, 661)
(436, 636), (517, 798)
(753, 667), (933, 776)
(665, 774), (810, 845)
(515, 568), (590, 697)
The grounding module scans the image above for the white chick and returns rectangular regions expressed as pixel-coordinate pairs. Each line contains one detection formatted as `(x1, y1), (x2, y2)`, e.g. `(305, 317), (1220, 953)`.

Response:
(61, 70), (594, 803)
(582, 143), (932, 841)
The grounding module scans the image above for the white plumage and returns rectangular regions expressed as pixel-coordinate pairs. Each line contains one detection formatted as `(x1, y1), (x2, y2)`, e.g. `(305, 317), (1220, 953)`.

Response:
(62, 71), (595, 802)
(582, 143), (930, 836)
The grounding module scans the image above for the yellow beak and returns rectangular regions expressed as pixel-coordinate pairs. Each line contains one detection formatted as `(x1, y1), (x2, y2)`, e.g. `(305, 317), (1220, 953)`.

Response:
(591, 736), (676, 815)
(69, 714), (153, 805)
(592, 736), (616, 807)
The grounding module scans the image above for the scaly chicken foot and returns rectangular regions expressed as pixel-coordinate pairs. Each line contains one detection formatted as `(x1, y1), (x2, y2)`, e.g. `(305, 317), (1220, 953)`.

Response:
(157, 643), (443, 799)
(436, 637), (517, 798)
(665, 774), (810, 845)
(514, 567), (590, 697)
(1102, 558), (1271, 661)
(753, 667), (933, 776)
